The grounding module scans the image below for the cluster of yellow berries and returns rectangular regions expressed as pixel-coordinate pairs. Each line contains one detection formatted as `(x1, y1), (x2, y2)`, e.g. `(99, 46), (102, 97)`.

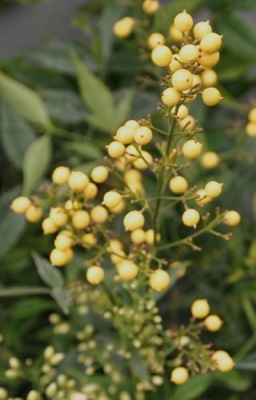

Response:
(245, 106), (256, 137)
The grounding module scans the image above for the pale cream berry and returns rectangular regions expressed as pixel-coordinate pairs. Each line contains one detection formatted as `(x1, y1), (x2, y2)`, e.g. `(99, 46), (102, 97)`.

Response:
(110, 248), (126, 265)
(179, 44), (199, 64)
(52, 166), (70, 185)
(134, 126), (153, 145)
(196, 189), (212, 206)
(103, 191), (122, 209)
(174, 11), (193, 32)
(49, 207), (68, 227)
(113, 17), (135, 39)
(202, 87), (222, 106)
(107, 141), (126, 158)
(204, 315), (223, 331)
(200, 151), (220, 169)
(25, 204), (43, 223)
(133, 151), (153, 170)
(182, 208), (200, 227)
(151, 45), (172, 67)
(123, 210), (145, 231)
(147, 32), (165, 49)
(169, 54), (183, 72)
(26, 390), (41, 400)
(204, 181), (223, 198)
(192, 74), (201, 87)
(212, 350), (234, 372)
(170, 367), (189, 385)
(110, 198), (126, 214)
(125, 144), (140, 161)
(130, 229), (146, 244)
(248, 107), (256, 123)
(149, 269), (171, 291)
(10, 196), (31, 214)
(200, 32), (222, 54)
(127, 180), (144, 195)
(171, 69), (193, 91)
(115, 125), (135, 144)
(91, 166), (109, 183)
(72, 210), (90, 229)
(171, 104), (189, 119)
(169, 24), (183, 41)
(178, 115), (196, 130)
(200, 68), (218, 87)
(169, 176), (188, 194)
(107, 239), (123, 252)
(245, 123), (256, 137)
(68, 171), (89, 191)
(142, 0), (160, 14)
(198, 51), (220, 67)
(90, 205), (108, 224)
(117, 260), (138, 280)
(84, 182), (98, 199)
(182, 140), (202, 159)
(50, 248), (70, 267)
(125, 169), (142, 182)
(54, 231), (73, 250)
(124, 119), (140, 129)
(0, 387), (8, 399)
(81, 232), (97, 248)
(145, 229), (161, 244)
(193, 21), (212, 39)
(162, 87), (181, 107)
(223, 210), (241, 226)
(86, 266), (104, 284)
(42, 217), (58, 234)
(191, 299), (210, 318)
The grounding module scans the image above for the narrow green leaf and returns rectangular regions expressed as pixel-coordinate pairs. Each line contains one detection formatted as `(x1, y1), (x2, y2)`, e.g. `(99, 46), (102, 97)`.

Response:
(66, 141), (103, 159)
(0, 185), (21, 220)
(1, 101), (36, 169)
(23, 134), (52, 195)
(71, 52), (116, 128)
(173, 374), (213, 400)
(85, 113), (114, 133)
(0, 71), (52, 128)
(33, 252), (64, 289)
(129, 353), (150, 383)
(114, 89), (135, 128)
(0, 212), (26, 260)
(51, 289), (70, 315)
(217, 57), (251, 81)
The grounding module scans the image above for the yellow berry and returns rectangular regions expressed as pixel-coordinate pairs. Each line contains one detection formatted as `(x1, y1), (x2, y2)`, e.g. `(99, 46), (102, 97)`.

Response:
(202, 87), (222, 106)
(127, 180), (144, 195)
(10, 196), (31, 214)
(182, 208), (200, 227)
(110, 249), (126, 265)
(245, 122), (256, 137)
(169, 176), (188, 194)
(193, 21), (212, 39)
(133, 151), (153, 170)
(196, 189), (212, 207)
(125, 169), (142, 182)
(204, 315), (223, 331)
(248, 107), (256, 123)
(169, 54), (183, 72)
(171, 69), (193, 91)
(151, 45), (172, 67)
(110, 198), (126, 214)
(191, 299), (210, 318)
(49, 207), (68, 227)
(149, 269), (171, 291)
(125, 144), (140, 161)
(86, 266), (104, 284)
(223, 210), (241, 226)
(68, 171), (89, 192)
(169, 24), (184, 41)
(54, 231), (73, 250)
(115, 125), (135, 144)
(182, 140), (203, 159)
(198, 51), (220, 67)
(72, 210), (90, 229)
(142, 0), (160, 14)
(123, 210), (145, 231)
(171, 104), (189, 119)
(113, 17), (135, 39)
(179, 44), (199, 64)
(90, 205), (108, 224)
(147, 32), (165, 49)
(178, 115), (196, 130)
(91, 166), (109, 183)
(50, 248), (70, 267)
(103, 191), (122, 209)
(174, 11), (193, 32)
(81, 232), (97, 248)
(200, 151), (220, 169)
(200, 32), (222, 54)
(117, 260), (138, 280)
(107, 239), (123, 252)
(204, 181), (223, 198)
(170, 367), (189, 385)
(134, 126), (153, 145)
(84, 182), (98, 199)
(52, 166), (70, 185)
(107, 141), (125, 158)
(130, 229), (146, 244)
(200, 68), (218, 87)
(25, 204), (43, 222)
(125, 119), (140, 129)
(162, 87), (181, 107)
(42, 218), (58, 234)
(145, 229), (161, 244)
(212, 351), (234, 372)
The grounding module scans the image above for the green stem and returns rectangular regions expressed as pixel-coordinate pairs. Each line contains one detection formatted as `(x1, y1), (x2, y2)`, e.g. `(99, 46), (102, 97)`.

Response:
(0, 287), (51, 297)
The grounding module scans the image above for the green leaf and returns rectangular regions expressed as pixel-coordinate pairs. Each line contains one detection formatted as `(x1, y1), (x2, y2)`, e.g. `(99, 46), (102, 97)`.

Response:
(0, 185), (22, 220)
(1, 100), (36, 169)
(129, 353), (150, 383)
(22, 134), (52, 195)
(0, 71), (52, 128)
(71, 52), (116, 130)
(51, 289), (70, 315)
(85, 113), (114, 133)
(217, 57), (251, 81)
(230, 0), (256, 10)
(114, 89), (135, 128)
(215, 15), (256, 62)
(66, 141), (103, 159)
(0, 212), (26, 260)
(33, 252), (64, 289)
(173, 374), (213, 400)
(215, 369), (252, 391)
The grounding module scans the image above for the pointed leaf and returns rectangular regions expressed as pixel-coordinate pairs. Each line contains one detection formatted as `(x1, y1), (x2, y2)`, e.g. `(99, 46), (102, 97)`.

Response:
(114, 89), (134, 128)
(66, 140), (102, 159)
(23, 134), (52, 195)
(1, 101), (36, 169)
(33, 252), (64, 289)
(0, 71), (52, 128)
(0, 212), (26, 260)
(51, 289), (70, 315)
(173, 374), (213, 400)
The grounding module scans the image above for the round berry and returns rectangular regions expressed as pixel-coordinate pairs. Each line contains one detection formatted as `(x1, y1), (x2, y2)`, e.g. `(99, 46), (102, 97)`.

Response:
(223, 210), (241, 226)
(169, 54), (183, 72)
(49, 207), (68, 227)
(125, 119), (140, 129)
(130, 228), (146, 244)
(200, 151), (220, 169)
(169, 24), (183, 41)
(191, 299), (210, 318)
(123, 210), (145, 231)
(142, 0), (160, 14)
(200, 68), (218, 87)
(179, 44), (199, 64)
(81, 232), (97, 249)
(115, 125), (135, 144)
(90, 205), (108, 224)
(171, 104), (189, 119)
(212, 351), (234, 372)
(110, 198), (126, 214)
(162, 87), (181, 107)
(170, 367), (189, 385)
(200, 32), (222, 54)
(182, 140), (202, 159)
(125, 144), (140, 161)
(10, 196), (31, 214)
(103, 191), (122, 209)
(204, 181), (223, 198)
(196, 189), (212, 206)
(182, 208), (200, 227)
(50, 248), (70, 267)
(133, 151), (153, 170)
(202, 87), (222, 106)
(91, 166), (108, 183)
(54, 231), (73, 250)
(171, 69), (193, 91)
(147, 32), (165, 49)
(193, 21), (212, 39)
(117, 260), (138, 280)
(169, 176), (188, 194)
(198, 51), (220, 67)
(178, 115), (196, 130)
(145, 229), (161, 244)
(245, 123), (256, 137)
(84, 182), (98, 199)
(113, 17), (135, 39)
(25, 204), (43, 223)
(204, 315), (223, 331)
(151, 45), (172, 67)
(68, 171), (89, 191)
(107, 141), (125, 158)
(248, 107), (256, 123)
(72, 210), (90, 230)
(174, 11), (193, 32)
(86, 266), (104, 285)
(52, 166), (70, 185)
(125, 169), (142, 182)
(42, 218), (58, 234)
(134, 126), (153, 145)
(149, 269), (171, 292)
